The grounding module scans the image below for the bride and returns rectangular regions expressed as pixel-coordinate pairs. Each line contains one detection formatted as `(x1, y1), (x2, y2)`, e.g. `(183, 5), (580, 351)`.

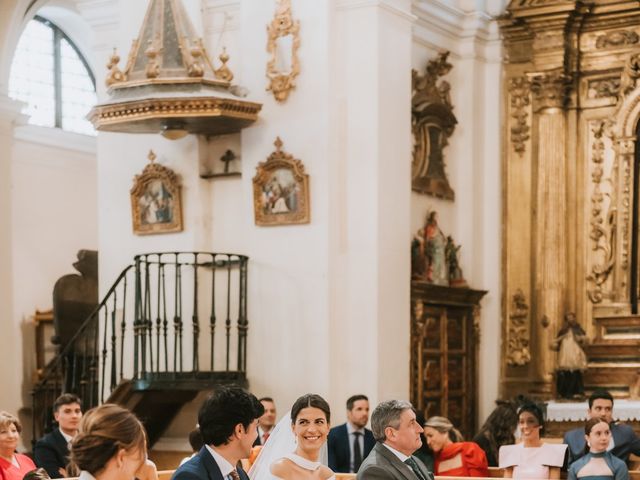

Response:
(249, 394), (335, 480)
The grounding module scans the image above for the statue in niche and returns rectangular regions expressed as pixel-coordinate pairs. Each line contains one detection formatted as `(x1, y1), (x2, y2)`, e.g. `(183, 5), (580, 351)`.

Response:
(412, 51), (457, 200)
(412, 211), (448, 285)
(551, 312), (588, 399)
(446, 235), (467, 287)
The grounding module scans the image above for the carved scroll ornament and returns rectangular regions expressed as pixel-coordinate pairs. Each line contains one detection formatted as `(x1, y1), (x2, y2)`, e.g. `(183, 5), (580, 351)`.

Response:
(508, 76), (531, 155)
(507, 289), (531, 366)
(587, 121), (616, 303)
(411, 52), (457, 200)
(619, 53), (640, 100)
(266, 0), (300, 102)
(529, 71), (572, 111)
(596, 30), (640, 49)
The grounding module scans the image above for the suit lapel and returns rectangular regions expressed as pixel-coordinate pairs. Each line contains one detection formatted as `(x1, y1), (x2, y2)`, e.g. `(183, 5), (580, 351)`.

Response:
(340, 424), (351, 466)
(199, 447), (225, 480)
(375, 443), (415, 480)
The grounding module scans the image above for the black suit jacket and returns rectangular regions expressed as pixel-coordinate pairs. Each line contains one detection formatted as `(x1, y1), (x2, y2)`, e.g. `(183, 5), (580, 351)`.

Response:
(564, 422), (640, 466)
(172, 446), (249, 480)
(357, 442), (433, 480)
(34, 428), (69, 479)
(328, 423), (376, 473)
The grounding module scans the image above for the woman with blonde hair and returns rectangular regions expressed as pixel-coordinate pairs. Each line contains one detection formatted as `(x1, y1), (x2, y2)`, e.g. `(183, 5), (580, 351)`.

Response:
(0, 411), (36, 480)
(69, 404), (157, 480)
(423, 416), (488, 477)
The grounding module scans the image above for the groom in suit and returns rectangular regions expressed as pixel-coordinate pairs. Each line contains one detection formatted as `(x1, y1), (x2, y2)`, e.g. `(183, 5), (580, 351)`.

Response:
(172, 387), (264, 480)
(328, 394), (375, 473)
(564, 389), (640, 466)
(357, 400), (433, 480)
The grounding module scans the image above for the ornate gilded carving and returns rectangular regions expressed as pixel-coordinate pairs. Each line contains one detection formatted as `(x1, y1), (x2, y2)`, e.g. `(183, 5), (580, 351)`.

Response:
(507, 289), (531, 366)
(529, 71), (572, 111)
(411, 52), (457, 200)
(266, 0), (300, 102)
(213, 49), (234, 82)
(620, 53), (640, 99)
(508, 76), (531, 155)
(587, 78), (621, 99)
(106, 49), (125, 87)
(587, 121), (616, 303)
(596, 30), (639, 49)
(615, 137), (635, 277)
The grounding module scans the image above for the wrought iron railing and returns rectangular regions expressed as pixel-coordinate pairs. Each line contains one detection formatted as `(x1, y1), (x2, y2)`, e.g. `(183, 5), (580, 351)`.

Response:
(32, 251), (248, 442)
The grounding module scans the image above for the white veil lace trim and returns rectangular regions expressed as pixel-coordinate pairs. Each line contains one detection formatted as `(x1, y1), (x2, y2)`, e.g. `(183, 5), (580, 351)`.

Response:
(248, 411), (328, 480)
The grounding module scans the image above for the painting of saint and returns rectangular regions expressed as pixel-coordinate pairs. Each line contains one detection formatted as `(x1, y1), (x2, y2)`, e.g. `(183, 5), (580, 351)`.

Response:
(139, 179), (174, 225)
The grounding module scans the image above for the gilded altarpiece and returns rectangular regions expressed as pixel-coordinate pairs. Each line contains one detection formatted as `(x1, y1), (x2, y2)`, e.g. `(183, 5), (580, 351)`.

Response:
(500, 1), (640, 398)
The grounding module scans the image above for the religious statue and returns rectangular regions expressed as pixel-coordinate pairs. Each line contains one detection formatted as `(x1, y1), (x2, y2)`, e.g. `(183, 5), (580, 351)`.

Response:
(445, 235), (467, 287)
(551, 312), (588, 399)
(412, 211), (448, 285)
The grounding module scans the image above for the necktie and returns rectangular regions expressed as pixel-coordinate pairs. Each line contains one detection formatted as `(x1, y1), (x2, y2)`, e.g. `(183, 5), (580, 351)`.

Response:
(229, 470), (240, 480)
(404, 457), (426, 480)
(262, 431), (270, 443)
(353, 431), (362, 472)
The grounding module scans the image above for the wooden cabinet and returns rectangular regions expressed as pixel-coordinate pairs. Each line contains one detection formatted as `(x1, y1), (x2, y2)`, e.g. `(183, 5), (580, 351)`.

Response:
(410, 282), (486, 438)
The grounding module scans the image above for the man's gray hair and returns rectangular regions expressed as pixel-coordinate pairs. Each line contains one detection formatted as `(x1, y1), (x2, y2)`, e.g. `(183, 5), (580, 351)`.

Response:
(370, 400), (414, 442)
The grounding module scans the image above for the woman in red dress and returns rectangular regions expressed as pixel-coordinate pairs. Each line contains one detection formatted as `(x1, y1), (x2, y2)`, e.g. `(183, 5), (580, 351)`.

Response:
(424, 416), (489, 477)
(0, 411), (36, 480)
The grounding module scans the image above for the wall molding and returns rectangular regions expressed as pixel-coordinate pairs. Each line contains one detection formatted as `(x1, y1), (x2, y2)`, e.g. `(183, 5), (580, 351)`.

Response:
(13, 124), (97, 156)
(337, 0), (416, 23)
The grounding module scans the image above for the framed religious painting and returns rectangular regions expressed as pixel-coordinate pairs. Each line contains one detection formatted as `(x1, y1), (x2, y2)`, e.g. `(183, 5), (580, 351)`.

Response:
(130, 150), (183, 235)
(252, 137), (310, 226)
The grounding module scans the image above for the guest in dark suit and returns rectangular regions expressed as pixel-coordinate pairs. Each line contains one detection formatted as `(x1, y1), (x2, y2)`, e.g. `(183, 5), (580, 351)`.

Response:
(172, 387), (264, 480)
(253, 397), (276, 447)
(34, 393), (83, 478)
(328, 394), (375, 473)
(357, 399), (433, 480)
(564, 389), (640, 466)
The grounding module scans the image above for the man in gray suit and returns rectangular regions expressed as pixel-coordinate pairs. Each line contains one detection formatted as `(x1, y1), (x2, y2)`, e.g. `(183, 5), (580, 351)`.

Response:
(357, 400), (433, 480)
(564, 389), (640, 466)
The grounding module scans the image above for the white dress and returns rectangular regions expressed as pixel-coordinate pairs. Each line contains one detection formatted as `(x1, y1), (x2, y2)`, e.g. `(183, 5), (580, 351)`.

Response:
(499, 443), (567, 479)
(272, 453), (336, 480)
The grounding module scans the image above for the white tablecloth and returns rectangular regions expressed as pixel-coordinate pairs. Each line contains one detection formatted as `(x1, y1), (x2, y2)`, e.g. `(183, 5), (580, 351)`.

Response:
(546, 399), (640, 421)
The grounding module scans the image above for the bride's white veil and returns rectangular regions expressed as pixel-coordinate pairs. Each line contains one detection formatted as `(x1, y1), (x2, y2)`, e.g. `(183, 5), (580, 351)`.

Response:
(248, 411), (329, 480)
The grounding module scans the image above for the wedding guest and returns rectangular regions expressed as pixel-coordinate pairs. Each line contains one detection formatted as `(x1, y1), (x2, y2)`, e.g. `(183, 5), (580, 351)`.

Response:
(424, 416), (488, 477)
(473, 401), (518, 467)
(172, 387), (263, 480)
(179, 428), (204, 466)
(23, 468), (51, 480)
(499, 403), (566, 479)
(254, 398), (276, 446)
(69, 403), (157, 480)
(34, 393), (83, 478)
(328, 394), (375, 473)
(564, 390), (640, 466)
(0, 412), (36, 480)
(568, 418), (628, 480)
(413, 412), (434, 472)
(357, 400), (432, 480)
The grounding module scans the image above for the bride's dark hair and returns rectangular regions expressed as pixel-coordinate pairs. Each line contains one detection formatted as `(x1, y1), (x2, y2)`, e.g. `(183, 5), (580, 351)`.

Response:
(290, 394), (331, 423)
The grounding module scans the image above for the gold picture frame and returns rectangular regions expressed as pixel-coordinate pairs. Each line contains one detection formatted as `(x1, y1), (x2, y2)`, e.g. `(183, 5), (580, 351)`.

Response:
(266, 0), (300, 102)
(253, 137), (310, 226)
(130, 150), (183, 235)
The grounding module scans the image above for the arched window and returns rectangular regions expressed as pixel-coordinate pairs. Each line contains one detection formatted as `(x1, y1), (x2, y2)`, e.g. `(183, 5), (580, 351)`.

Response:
(9, 15), (97, 136)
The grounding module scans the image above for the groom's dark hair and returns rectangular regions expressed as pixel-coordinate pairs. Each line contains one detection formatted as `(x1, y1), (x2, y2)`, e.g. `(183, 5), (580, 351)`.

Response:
(198, 386), (264, 446)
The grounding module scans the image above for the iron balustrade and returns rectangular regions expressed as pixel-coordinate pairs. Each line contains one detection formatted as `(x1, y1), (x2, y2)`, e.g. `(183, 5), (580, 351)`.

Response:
(32, 252), (248, 443)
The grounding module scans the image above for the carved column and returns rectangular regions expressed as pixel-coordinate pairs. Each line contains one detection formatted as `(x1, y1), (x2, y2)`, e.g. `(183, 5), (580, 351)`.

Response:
(529, 71), (571, 393)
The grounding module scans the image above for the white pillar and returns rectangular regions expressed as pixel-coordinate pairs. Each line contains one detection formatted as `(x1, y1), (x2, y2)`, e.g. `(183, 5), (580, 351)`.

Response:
(0, 94), (26, 419)
(328, 0), (415, 409)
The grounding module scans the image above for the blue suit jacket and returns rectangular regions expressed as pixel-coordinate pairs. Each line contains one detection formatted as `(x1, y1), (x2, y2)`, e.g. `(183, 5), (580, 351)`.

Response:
(564, 422), (640, 466)
(34, 428), (69, 479)
(328, 423), (376, 473)
(172, 447), (249, 480)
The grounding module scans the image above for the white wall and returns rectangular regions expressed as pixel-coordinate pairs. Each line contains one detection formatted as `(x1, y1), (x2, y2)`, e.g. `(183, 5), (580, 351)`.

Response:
(412, 0), (504, 424)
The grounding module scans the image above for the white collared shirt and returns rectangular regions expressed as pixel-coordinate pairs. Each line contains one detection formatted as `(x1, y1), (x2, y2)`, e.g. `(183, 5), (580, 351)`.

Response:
(346, 423), (366, 472)
(205, 445), (236, 479)
(59, 428), (74, 449)
(257, 426), (273, 445)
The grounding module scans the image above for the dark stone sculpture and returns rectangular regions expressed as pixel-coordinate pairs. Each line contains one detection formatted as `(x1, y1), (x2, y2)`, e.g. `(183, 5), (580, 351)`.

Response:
(52, 250), (98, 350)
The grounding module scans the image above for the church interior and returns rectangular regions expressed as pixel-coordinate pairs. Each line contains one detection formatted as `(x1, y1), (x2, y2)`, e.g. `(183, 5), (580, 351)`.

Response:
(1, 0), (640, 470)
